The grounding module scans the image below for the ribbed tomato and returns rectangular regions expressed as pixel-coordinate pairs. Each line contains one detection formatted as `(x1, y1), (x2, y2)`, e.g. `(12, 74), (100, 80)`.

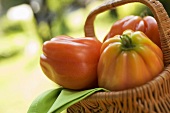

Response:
(98, 30), (164, 91)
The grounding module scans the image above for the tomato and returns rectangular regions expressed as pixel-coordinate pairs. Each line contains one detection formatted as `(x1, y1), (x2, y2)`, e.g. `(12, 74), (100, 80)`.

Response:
(104, 15), (161, 48)
(98, 30), (164, 91)
(40, 35), (102, 90)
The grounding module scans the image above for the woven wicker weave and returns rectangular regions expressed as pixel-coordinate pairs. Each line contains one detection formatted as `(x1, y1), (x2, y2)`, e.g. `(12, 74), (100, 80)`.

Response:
(67, 0), (170, 112)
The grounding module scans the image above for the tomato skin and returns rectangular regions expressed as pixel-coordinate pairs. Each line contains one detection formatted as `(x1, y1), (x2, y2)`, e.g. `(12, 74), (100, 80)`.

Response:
(98, 30), (164, 91)
(104, 15), (161, 48)
(40, 35), (102, 90)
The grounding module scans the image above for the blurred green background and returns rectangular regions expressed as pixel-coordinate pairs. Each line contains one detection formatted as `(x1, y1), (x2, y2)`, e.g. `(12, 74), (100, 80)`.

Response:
(0, 0), (169, 113)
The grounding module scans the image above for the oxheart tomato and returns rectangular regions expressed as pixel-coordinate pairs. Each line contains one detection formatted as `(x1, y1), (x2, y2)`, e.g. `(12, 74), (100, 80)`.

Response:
(104, 15), (161, 48)
(40, 35), (102, 90)
(98, 30), (164, 91)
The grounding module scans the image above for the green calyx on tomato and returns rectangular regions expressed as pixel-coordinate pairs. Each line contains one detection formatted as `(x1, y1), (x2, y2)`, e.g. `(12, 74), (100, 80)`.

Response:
(120, 35), (135, 51)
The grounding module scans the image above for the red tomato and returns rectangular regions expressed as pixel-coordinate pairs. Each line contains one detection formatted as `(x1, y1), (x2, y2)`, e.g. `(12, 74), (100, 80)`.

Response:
(40, 35), (102, 90)
(104, 15), (161, 48)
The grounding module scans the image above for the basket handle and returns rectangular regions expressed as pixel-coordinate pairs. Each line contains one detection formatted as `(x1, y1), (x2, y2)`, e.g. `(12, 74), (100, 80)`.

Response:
(84, 0), (170, 65)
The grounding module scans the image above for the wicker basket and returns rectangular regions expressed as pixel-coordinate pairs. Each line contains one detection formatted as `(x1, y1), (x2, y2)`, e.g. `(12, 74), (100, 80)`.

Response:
(67, 0), (170, 112)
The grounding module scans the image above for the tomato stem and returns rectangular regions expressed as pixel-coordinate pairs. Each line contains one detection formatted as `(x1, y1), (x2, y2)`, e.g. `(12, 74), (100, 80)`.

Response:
(120, 35), (135, 50)
(140, 9), (149, 18)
